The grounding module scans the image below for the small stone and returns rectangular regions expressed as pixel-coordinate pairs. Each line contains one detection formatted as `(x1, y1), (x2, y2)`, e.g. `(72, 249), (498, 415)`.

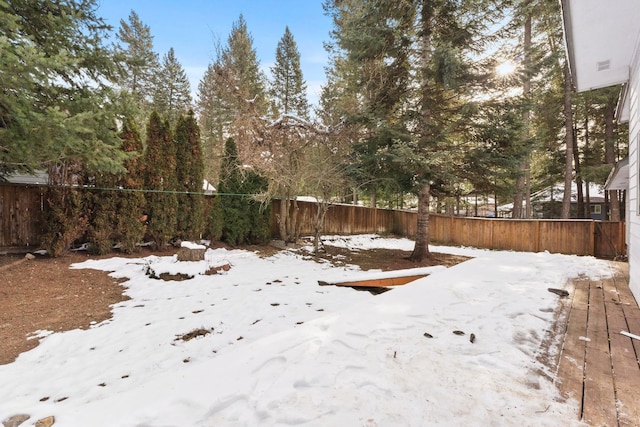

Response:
(24, 253), (36, 260)
(453, 330), (465, 336)
(3, 414), (30, 427)
(423, 332), (433, 338)
(35, 416), (55, 427)
(470, 333), (476, 343)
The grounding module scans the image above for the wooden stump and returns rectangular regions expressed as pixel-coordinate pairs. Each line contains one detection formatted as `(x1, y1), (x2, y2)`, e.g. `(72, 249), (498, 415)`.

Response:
(177, 247), (206, 262)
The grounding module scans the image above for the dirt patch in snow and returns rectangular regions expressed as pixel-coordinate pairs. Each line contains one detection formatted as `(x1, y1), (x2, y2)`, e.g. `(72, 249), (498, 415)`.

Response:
(0, 242), (468, 365)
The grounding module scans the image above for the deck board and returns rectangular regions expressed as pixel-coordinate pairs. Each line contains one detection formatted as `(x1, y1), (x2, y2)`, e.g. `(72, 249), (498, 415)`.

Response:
(555, 262), (640, 427)
(556, 279), (588, 406)
(605, 299), (640, 426)
(582, 279), (618, 426)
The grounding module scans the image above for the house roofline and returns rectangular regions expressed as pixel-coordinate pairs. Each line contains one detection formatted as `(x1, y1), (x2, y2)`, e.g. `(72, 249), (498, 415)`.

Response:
(559, 0), (578, 90)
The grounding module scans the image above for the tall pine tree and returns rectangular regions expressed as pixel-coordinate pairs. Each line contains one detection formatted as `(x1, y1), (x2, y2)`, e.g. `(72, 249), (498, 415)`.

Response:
(322, 0), (415, 207)
(115, 10), (159, 107)
(197, 15), (267, 184)
(153, 48), (192, 124)
(270, 27), (309, 119)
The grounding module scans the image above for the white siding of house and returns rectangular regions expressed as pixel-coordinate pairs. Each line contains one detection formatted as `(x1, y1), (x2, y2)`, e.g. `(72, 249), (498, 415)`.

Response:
(628, 36), (640, 302)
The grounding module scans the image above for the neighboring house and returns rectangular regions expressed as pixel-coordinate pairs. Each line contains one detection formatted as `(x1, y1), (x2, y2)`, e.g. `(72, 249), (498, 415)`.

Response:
(531, 183), (608, 220)
(497, 182), (609, 220)
(561, 0), (639, 303)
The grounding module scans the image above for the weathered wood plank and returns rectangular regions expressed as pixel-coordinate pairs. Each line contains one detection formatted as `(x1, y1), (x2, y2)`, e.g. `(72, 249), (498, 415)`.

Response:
(582, 280), (618, 427)
(602, 276), (622, 304)
(319, 274), (428, 288)
(556, 280), (588, 409)
(605, 300), (640, 427)
(621, 306), (640, 365)
(572, 278), (590, 306)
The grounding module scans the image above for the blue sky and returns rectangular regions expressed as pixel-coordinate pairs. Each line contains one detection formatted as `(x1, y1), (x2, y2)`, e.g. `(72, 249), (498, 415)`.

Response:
(97, 0), (333, 106)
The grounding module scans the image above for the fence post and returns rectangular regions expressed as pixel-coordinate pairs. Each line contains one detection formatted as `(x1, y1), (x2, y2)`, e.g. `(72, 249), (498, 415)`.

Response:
(589, 221), (596, 256)
(374, 206), (378, 234)
(535, 220), (540, 253)
(351, 204), (356, 234)
(619, 221), (626, 257)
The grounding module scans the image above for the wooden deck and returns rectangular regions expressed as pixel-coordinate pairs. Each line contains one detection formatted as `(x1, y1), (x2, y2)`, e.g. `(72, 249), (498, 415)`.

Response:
(554, 262), (640, 426)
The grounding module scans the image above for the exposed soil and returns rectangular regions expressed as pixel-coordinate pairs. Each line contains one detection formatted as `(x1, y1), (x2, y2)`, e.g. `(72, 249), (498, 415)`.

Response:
(0, 242), (469, 365)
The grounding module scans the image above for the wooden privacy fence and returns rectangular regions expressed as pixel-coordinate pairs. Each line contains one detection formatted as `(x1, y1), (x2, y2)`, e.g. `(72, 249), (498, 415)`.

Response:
(427, 214), (625, 259)
(0, 184), (626, 258)
(273, 200), (626, 259)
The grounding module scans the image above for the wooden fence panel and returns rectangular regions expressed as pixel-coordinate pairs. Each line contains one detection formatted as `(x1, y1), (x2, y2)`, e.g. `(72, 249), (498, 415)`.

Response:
(538, 220), (593, 255)
(492, 220), (539, 252)
(0, 184), (44, 247)
(595, 221), (626, 259)
(429, 215), (451, 244)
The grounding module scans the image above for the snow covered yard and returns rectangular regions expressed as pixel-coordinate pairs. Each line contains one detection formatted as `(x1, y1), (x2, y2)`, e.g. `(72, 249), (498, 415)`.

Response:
(0, 235), (612, 426)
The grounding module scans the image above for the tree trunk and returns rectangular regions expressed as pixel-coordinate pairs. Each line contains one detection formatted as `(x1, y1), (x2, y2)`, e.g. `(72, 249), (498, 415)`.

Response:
(512, 175), (525, 218)
(410, 182), (431, 261)
(409, 1), (434, 261)
(523, 14), (532, 219)
(585, 181), (591, 218)
(604, 92), (621, 221)
(561, 60), (574, 218)
(572, 128), (584, 218)
(278, 196), (290, 242)
(313, 201), (329, 255)
(291, 197), (300, 242)
(583, 102), (590, 218)
(513, 13), (532, 219)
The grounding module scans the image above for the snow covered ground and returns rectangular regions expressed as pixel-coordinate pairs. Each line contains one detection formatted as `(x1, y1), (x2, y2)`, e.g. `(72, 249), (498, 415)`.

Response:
(0, 235), (613, 426)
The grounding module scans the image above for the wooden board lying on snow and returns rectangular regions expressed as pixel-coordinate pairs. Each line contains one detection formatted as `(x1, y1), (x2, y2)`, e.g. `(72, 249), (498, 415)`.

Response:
(319, 274), (428, 288)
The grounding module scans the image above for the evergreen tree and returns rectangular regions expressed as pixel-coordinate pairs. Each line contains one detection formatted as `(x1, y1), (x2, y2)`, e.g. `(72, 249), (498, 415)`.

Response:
(197, 15), (267, 186)
(115, 118), (146, 253)
(115, 10), (159, 106)
(153, 48), (192, 124)
(87, 173), (119, 255)
(217, 138), (271, 246)
(144, 111), (178, 249)
(464, 98), (526, 212)
(265, 27), (312, 242)
(197, 61), (230, 182)
(175, 110), (205, 240)
(222, 15), (268, 116)
(323, 0), (502, 260)
(0, 0), (125, 178)
(322, 0), (416, 207)
(243, 171), (272, 245)
(270, 27), (309, 118)
(218, 138), (249, 246)
(407, 0), (498, 260)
